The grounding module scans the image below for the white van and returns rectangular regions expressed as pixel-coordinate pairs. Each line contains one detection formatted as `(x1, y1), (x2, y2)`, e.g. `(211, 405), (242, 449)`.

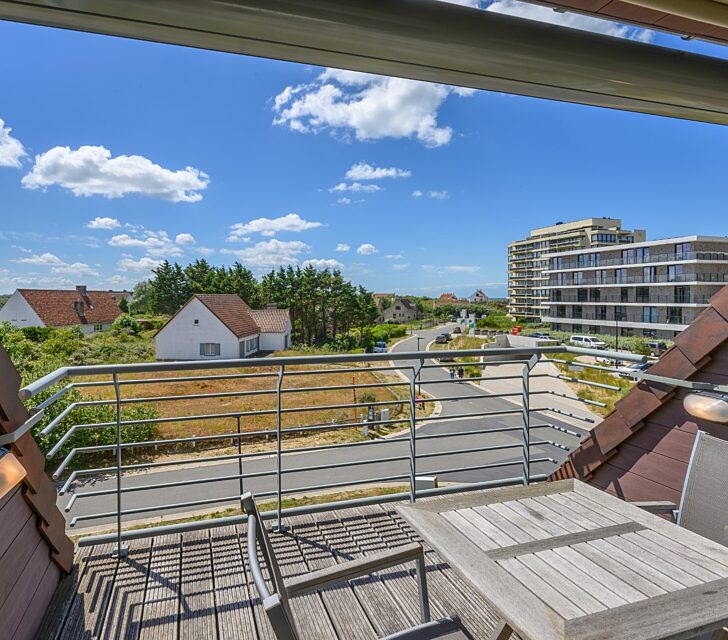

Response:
(569, 335), (607, 349)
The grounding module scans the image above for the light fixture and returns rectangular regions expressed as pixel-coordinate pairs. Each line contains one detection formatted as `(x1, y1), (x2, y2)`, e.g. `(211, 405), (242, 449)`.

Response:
(0, 448), (27, 500)
(683, 392), (728, 424)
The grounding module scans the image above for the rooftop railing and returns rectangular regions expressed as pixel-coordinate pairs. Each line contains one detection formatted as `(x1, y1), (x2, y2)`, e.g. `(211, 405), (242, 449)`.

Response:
(14, 345), (646, 556)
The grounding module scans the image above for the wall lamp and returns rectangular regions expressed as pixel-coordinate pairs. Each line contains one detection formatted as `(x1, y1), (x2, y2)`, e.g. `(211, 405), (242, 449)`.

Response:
(684, 392), (728, 424)
(0, 447), (26, 500)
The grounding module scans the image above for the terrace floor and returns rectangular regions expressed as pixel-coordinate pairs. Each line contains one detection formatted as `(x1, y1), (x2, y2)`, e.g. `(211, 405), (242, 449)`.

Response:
(38, 497), (517, 639)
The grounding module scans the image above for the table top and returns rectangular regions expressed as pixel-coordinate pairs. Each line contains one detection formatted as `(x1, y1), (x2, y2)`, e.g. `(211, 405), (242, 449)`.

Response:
(397, 479), (728, 640)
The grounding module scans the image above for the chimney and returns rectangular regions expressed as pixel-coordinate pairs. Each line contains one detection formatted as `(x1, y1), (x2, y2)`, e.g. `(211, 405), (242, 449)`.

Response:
(76, 285), (88, 296)
(73, 300), (85, 317)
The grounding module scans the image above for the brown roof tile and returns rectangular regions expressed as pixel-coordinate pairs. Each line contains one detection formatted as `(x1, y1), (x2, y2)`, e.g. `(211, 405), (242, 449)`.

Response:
(18, 288), (122, 327)
(194, 294), (260, 338)
(249, 308), (290, 333)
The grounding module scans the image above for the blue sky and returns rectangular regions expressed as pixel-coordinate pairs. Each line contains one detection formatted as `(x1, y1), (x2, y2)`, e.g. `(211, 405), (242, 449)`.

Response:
(1, 1), (727, 298)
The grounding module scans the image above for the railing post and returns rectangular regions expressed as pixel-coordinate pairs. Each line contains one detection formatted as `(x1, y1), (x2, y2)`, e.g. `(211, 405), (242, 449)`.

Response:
(408, 360), (423, 503)
(274, 365), (286, 532)
(237, 415), (244, 508)
(111, 373), (128, 557)
(521, 354), (539, 486)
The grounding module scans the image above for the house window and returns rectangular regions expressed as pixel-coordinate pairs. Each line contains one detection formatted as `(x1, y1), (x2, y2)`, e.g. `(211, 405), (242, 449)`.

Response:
(200, 343), (221, 356)
(246, 337), (259, 353)
(93, 324), (103, 332)
(193, 319), (199, 325)
(643, 266), (657, 283)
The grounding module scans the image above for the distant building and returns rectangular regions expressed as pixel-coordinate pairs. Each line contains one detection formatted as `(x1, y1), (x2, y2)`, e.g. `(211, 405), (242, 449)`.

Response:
(108, 290), (133, 304)
(155, 294), (291, 360)
(438, 293), (458, 301)
(467, 289), (488, 303)
(508, 218), (646, 321)
(379, 297), (421, 323)
(543, 235), (728, 339)
(0, 285), (122, 333)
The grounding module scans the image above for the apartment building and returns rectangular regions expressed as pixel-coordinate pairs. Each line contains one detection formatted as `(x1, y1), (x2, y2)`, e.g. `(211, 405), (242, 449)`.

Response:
(508, 218), (645, 320)
(542, 236), (728, 339)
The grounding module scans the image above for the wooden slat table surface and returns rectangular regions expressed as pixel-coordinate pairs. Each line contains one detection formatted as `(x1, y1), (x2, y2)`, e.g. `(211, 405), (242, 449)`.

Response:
(397, 479), (728, 640)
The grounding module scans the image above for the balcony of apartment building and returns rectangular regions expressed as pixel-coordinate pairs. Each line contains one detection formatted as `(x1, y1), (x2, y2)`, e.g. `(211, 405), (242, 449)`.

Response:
(548, 286), (713, 306)
(544, 265), (728, 289)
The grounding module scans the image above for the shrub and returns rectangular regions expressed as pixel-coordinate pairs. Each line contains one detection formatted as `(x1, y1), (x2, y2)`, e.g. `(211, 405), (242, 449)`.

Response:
(21, 326), (54, 342)
(112, 314), (143, 335)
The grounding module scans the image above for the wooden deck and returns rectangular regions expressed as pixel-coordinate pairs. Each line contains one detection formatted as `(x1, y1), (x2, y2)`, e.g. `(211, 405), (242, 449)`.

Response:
(37, 500), (517, 639)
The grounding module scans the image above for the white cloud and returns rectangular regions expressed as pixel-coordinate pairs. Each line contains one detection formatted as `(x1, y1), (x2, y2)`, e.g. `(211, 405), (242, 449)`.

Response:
(345, 162), (411, 181)
(86, 216), (121, 230)
(273, 68), (474, 148)
(336, 243), (350, 253)
(445, 265), (480, 272)
(336, 197), (352, 205)
(428, 190), (448, 199)
(385, 254), (405, 260)
(222, 239), (310, 268)
(356, 243), (378, 255)
(12, 252), (65, 266)
(175, 233), (196, 245)
(116, 256), (163, 273)
(11, 245), (32, 253)
(196, 246), (216, 256)
(330, 182), (381, 193)
(392, 263), (410, 271)
(228, 213), (323, 241)
(412, 190), (423, 199)
(304, 258), (344, 270)
(22, 145), (210, 202)
(108, 230), (184, 257)
(486, 1), (653, 42)
(0, 118), (27, 168)
(51, 262), (99, 277)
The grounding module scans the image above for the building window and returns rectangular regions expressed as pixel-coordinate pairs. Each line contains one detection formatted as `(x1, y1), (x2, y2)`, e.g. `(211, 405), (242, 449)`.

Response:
(674, 286), (688, 304)
(574, 271), (585, 285)
(577, 289), (588, 302)
(643, 266), (657, 283)
(552, 290), (562, 302)
(668, 265), (684, 282)
(614, 306), (627, 322)
(595, 270), (607, 285)
(667, 307), (683, 325)
(246, 337), (259, 352)
(636, 287), (649, 303)
(596, 306), (607, 321)
(200, 343), (221, 356)
(675, 242), (690, 258)
(556, 305), (566, 318)
(193, 319), (199, 325)
(615, 268), (628, 284)
(621, 327), (634, 336)
(620, 288), (629, 303)
(595, 233), (616, 243)
(93, 324), (103, 332)
(642, 306), (658, 323)
(573, 306), (583, 319)
(643, 329), (657, 338)
(590, 289), (601, 302)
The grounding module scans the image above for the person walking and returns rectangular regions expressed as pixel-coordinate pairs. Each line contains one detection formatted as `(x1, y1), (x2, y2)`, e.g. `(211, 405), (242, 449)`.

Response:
(449, 367), (455, 380)
(457, 366), (464, 382)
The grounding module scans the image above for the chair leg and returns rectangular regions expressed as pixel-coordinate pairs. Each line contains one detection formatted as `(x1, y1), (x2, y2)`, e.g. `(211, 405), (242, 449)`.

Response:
(488, 619), (513, 640)
(710, 628), (728, 640)
(415, 554), (431, 624)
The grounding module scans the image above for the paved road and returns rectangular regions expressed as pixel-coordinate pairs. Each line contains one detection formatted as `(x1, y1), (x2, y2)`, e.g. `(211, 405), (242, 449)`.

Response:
(59, 324), (585, 530)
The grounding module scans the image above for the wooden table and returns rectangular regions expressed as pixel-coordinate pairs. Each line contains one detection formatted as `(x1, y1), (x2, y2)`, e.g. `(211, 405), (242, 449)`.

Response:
(397, 479), (728, 640)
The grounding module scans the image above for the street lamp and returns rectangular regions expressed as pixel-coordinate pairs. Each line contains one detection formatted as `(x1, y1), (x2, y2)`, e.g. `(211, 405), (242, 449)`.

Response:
(0, 448), (26, 500)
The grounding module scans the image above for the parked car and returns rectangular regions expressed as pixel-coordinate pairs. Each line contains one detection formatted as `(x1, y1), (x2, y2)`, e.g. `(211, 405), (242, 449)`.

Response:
(619, 362), (652, 380)
(646, 340), (668, 356)
(443, 332), (452, 341)
(528, 332), (551, 339)
(435, 334), (449, 344)
(372, 341), (388, 353)
(570, 335), (607, 349)
(453, 326), (462, 334)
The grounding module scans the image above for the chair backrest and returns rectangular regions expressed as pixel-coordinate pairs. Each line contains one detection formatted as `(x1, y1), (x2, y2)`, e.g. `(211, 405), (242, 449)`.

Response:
(678, 431), (728, 545)
(242, 493), (299, 640)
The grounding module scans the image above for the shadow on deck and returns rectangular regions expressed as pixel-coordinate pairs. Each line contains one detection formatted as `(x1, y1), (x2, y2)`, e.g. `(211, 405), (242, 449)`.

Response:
(37, 499), (518, 639)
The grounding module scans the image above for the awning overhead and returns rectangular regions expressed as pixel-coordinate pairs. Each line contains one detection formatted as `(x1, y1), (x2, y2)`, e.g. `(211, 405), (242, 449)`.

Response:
(1, 0), (728, 125)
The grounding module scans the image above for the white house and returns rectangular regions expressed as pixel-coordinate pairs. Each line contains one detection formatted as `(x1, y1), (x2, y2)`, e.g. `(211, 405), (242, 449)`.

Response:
(154, 294), (291, 360)
(467, 289), (488, 303)
(378, 297), (420, 323)
(0, 286), (122, 334)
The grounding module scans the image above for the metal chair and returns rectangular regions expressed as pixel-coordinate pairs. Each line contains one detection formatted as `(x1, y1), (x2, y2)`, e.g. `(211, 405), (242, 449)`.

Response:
(242, 493), (474, 640)
(635, 431), (728, 546)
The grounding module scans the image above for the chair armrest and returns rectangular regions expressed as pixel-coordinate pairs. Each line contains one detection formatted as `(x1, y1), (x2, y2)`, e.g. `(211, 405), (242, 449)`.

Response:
(631, 501), (678, 515)
(286, 542), (424, 596)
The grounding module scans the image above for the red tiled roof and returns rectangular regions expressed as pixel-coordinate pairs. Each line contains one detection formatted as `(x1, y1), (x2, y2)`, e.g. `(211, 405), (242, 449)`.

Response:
(18, 288), (122, 327)
(551, 284), (728, 505)
(249, 308), (290, 333)
(194, 294), (260, 338)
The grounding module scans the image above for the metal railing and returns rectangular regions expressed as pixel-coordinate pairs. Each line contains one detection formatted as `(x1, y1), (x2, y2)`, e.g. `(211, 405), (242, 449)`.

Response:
(550, 250), (728, 271)
(16, 344), (646, 555)
(546, 272), (728, 287)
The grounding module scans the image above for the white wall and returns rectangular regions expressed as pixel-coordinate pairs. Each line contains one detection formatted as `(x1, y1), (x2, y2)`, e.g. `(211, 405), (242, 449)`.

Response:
(155, 298), (241, 360)
(0, 291), (45, 328)
(258, 321), (292, 352)
(79, 322), (114, 335)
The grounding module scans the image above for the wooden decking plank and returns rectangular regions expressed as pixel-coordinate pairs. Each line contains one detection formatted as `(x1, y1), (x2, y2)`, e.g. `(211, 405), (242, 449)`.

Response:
(101, 537), (154, 640)
(532, 495), (605, 530)
(440, 510), (499, 550)
(505, 500), (571, 537)
(266, 521), (337, 640)
(56, 543), (119, 640)
(636, 530), (728, 578)
(457, 507), (518, 547)
(138, 534), (181, 640)
(487, 502), (553, 541)
(547, 493), (621, 528)
(288, 512), (377, 640)
(517, 498), (585, 534)
(179, 530), (218, 640)
(208, 526), (259, 640)
(474, 505), (537, 544)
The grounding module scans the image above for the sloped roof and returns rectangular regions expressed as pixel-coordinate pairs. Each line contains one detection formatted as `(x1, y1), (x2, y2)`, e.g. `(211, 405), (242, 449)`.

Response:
(249, 308), (291, 333)
(194, 294), (260, 338)
(552, 284), (728, 505)
(17, 288), (122, 327)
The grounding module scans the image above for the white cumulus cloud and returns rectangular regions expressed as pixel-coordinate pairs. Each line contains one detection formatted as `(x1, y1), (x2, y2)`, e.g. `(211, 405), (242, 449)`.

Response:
(228, 213), (323, 241)
(336, 197), (352, 205)
(11, 252), (99, 276)
(22, 145), (210, 202)
(86, 216), (121, 230)
(412, 190), (423, 199)
(445, 265), (480, 272)
(336, 243), (350, 253)
(304, 258), (344, 270)
(329, 182), (381, 193)
(0, 118), (27, 168)
(357, 243), (378, 255)
(175, 233), (196, 245)
(428, 190), (448, 199)
(117, 256), (163, 273)
(12, 252), (65, 266)
(486, 0), (653, 42)
(222, 239), (311, 268)
(273, 68), (474, 148)
(108, 230), (185, 257)
(345, 162), (411, 181)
